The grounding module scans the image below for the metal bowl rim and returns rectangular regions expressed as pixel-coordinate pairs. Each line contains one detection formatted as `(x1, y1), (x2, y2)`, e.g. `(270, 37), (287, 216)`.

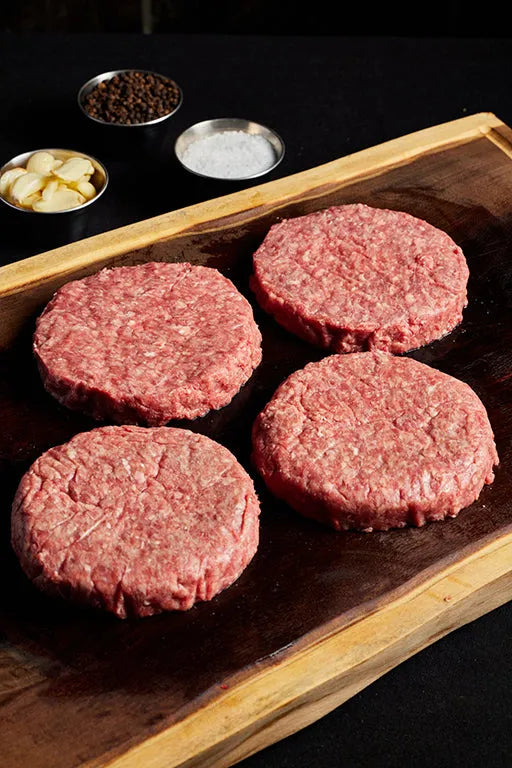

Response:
(174, 117), (285, 180)
(0, 147), (109, 215)
(77, 69), (183, 127)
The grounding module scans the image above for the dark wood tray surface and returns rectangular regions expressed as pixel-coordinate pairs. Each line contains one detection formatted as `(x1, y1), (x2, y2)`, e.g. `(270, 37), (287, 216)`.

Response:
(1, 125), (512, 768)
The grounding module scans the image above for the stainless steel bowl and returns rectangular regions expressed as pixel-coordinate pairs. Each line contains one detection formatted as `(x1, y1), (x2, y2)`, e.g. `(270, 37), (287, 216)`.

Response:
(174, 118), (285, 180)
(0, 148), (108, 214)
(78, 69), (183, 127)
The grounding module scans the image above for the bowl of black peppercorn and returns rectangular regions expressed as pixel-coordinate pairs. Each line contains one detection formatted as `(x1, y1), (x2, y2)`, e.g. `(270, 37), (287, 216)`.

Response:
(78, 69), (183, 127)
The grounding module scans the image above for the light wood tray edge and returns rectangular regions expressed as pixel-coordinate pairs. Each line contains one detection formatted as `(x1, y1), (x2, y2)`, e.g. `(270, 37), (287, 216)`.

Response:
(0, 111), (504, 297)
(99, 531), (512, 768)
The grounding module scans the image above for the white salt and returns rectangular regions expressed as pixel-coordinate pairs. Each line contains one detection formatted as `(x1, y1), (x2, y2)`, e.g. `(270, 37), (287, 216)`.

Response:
(182, 130), (276, 179)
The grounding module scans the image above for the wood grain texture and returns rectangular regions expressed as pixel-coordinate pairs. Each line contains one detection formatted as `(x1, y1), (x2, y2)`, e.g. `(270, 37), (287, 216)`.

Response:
(103, 537), (512, 768)
(0, 113), (511, 768)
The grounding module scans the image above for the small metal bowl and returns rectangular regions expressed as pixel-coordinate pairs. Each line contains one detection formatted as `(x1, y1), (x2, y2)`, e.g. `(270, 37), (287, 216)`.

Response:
(0, 148), (108, 214)
(78, 69), (183, 127)
(174, 118), (285, 180)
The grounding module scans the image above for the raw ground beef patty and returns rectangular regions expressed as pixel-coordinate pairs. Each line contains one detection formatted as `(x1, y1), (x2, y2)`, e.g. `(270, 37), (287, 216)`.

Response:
(34, 261), (262, 425)
(12, 426), (260, 618)
(252, 352), (498, 532)
(250, 204), (469, 353)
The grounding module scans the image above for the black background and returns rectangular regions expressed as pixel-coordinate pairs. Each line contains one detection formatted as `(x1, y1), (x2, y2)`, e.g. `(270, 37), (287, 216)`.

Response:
(3, 1), (509, 37)
(0, 32), (511, 768)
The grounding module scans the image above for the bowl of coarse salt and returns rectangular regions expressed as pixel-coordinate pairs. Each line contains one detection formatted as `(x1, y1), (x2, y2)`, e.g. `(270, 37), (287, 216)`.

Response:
(174, 118), (285, 180)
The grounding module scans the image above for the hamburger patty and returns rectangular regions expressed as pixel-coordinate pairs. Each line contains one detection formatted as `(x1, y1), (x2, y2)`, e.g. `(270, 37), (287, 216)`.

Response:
(252, 352), (498, 531)
(12, 426), (260, 618)
(250, 203), (469, 353)
(34, 261), (262, 425)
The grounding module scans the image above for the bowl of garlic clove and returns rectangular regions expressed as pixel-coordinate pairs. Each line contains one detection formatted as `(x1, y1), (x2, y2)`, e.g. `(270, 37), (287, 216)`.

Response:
(0, 148), (108, 213)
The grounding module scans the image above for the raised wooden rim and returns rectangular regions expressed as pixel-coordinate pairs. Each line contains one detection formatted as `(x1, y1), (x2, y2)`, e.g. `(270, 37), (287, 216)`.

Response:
(0, 112), (504, 297)
(98, 532), (512, 768)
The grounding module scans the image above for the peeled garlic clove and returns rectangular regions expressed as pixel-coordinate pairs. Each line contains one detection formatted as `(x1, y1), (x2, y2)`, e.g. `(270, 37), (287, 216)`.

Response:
(42, 178), (60, 202)
(53, 157), (94, 182)
(33, 188), (86, 212)
(70, 173), (91, 186)
(10, 172), (46, 204)
(75, 180), (96, 200)
(20, 192), (42, 209)
(26, 151), (57, 175)
(53, 159), (63, 170)
(0, 167), (27, 197)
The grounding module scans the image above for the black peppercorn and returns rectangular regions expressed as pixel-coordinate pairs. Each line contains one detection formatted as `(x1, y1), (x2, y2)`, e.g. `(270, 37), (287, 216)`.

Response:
(83, 71), (181, 125)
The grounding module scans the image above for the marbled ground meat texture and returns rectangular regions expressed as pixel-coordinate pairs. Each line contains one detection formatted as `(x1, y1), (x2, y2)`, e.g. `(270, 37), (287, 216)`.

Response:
(12, 426), (260, 618)
(250, 204), (469, 353)
(252, 352), (498, 532)
(34, 261), (262, 425)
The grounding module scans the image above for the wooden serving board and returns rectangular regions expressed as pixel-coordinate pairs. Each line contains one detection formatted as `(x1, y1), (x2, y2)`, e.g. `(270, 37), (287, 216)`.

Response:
(1, 112), (512, 768)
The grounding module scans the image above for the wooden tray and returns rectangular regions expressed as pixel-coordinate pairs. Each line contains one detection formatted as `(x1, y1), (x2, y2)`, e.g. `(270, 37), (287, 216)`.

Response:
(1, 112), (511, 768)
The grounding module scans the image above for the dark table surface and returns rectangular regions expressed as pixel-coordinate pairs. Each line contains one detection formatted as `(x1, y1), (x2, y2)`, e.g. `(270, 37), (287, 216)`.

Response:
(0, 33), (511, 768)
